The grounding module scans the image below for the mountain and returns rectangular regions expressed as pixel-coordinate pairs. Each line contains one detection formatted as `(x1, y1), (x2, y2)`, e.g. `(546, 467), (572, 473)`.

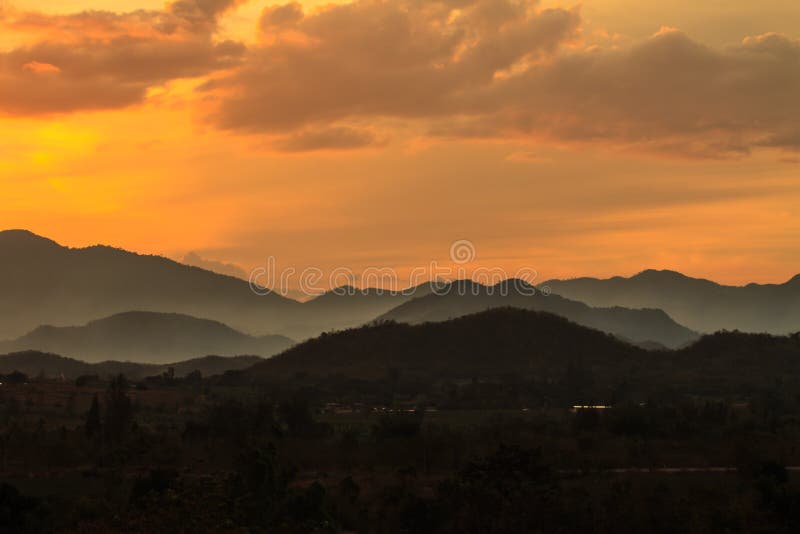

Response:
(301, 284), (434, 331)
(0, 312), (294, 363)
(239, 308), (800, 395)
(544, 269), (800, 334)
(244, 307), (643, 382)
(0, 351), (263, 380)
(0, 229), (304, 339)
(0, 230), (429, 340)
(376, 280), (697, 348)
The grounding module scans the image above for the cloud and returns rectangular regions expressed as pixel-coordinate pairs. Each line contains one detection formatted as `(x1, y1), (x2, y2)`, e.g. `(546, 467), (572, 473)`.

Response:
(259, 2), (304, 30)
(207, 0), (580, 139)
(183, 251), (248, 279)
(274, 126), (378, 152)
(202, 0), (800, 157)
(452, 30), (800, 157)
(0, 0), (245, 115)
(21, 61), (60, 74)
(2, 0), (798, 158)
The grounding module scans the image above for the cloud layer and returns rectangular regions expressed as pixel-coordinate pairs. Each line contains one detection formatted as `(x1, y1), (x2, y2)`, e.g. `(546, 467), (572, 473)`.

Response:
(206, 1), (800, 157)
(1, 0), (799, 157)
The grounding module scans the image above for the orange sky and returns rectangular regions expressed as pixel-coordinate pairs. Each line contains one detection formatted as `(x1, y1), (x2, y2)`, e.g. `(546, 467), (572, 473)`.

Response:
(1, 0), (798, 286)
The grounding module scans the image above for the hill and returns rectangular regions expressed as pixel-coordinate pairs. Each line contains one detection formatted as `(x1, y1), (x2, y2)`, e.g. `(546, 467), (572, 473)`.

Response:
(377, 280), (697, 348)
(544, 269), (800, 334)
(244, 307), (645, 382)
(240, 308), (800, 397)
(0, 351), (263, 380)
(0, 312), (294, 363)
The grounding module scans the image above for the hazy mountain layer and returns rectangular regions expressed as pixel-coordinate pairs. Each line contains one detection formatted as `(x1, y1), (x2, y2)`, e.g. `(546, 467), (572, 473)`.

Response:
(0, 230), (423, 340)
(377, 280), (697, 348)
(544, 269), (800, 334)
(0, 311), (294, 363)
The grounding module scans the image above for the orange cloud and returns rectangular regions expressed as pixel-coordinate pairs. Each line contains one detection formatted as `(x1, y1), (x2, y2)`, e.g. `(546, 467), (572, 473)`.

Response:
(0, 0), (245, 115)
(206, 0), (580, 141)
(22, 61), (60, 74)
(273, 126), (378, 152)
(2, 0), (799, 159)
(199, 1), (800, 157)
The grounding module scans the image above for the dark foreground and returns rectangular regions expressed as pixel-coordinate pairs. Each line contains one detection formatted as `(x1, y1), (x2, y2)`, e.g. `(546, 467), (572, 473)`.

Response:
(1, 371), (800, 533)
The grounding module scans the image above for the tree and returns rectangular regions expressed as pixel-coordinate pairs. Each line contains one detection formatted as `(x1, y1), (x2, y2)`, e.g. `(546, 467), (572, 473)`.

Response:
(104, 374), (133, 441)
(85, 394), (101, 438)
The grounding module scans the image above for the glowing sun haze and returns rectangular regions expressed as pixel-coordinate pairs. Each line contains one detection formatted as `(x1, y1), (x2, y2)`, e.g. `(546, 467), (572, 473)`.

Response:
(1, 0), (798, 286)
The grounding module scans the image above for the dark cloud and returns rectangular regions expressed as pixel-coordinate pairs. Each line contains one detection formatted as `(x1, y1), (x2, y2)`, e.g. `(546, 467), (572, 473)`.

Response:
(259, 2), (304, 30)
(0, 0), (245, 115)
(458, 29), (800, 157)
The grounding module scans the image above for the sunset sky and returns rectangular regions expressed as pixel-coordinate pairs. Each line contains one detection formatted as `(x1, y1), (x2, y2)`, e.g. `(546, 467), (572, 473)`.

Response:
(1, 0), (798, 287)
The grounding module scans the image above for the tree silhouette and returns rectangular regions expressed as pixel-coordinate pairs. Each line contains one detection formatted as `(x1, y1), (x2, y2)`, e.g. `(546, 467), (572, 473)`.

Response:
(104, 374), (133, 441)
(85, 394), (101, 438)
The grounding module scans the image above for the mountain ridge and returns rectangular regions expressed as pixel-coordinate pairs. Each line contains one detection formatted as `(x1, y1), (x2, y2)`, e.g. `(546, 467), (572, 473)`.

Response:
(377, 279), (698, 348)
(0, 311), (294, 363)
(544, 269), (800, 334)
(0, 350), (264, 380)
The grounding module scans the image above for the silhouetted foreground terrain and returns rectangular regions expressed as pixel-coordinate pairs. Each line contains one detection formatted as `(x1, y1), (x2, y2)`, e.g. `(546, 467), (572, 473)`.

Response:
(546, 269), (800, 334)
(0, 351), (263, 380)
(0, 311), (294, 363)
(237, 308), (800, 401)
(1, 308), (799, 531)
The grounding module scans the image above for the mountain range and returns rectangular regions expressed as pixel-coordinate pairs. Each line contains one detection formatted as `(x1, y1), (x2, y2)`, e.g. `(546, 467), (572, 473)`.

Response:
(377, 279), (697, 348)
(3, 230), (797, 362)
(545, 269), (800, 334)
(0, 230), (418, 341)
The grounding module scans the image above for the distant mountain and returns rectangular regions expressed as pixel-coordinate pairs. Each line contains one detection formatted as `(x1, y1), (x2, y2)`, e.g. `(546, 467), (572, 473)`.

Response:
(301, 284), (434, 331)
(0, 351), (263, 380)
(0, 230), (428, 340)
(377, 280), (697, 348)
(0, 311), (294, 363)
(0, 230), (304, 339)
(544, 269), (800, 334)
(239, 308), (800, 395)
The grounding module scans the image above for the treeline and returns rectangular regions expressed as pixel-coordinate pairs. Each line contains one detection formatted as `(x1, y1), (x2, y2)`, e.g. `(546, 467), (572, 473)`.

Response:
(2, 374), (800, 531)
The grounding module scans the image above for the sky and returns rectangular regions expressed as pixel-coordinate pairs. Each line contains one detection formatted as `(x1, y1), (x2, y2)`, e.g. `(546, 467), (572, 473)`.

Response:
(0, 0), (798, 287)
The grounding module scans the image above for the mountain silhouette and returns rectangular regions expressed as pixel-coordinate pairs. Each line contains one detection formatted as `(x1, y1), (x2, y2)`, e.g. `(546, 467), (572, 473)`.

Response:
(301, 284), (435, 330)
(0, 351), (264, 380)
(377, 279), (697, 348)
(0, 230), (306, 339)
(0, 231), (428, 340)
(544, 269), (800, 334)
(0, 311), (294, 363)
(244, 307), (643, 382)
(240, 308), (800, 395)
